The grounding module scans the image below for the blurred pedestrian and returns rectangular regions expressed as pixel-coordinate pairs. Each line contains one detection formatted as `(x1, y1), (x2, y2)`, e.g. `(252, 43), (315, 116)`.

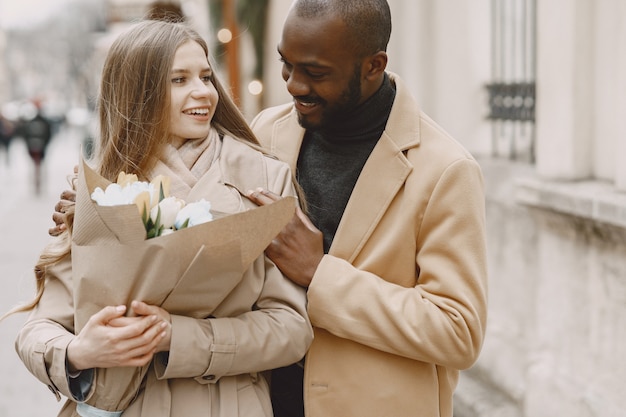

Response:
(0, 112), (15, 164)
(22, 103), (52, 194)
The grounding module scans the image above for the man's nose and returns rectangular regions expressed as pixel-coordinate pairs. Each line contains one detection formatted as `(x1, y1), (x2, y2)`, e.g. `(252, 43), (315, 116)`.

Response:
(285, 72), (310, 98)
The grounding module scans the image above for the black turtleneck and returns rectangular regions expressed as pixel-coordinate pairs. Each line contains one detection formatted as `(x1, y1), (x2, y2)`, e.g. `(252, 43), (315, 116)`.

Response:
(296, 73), (396, 253)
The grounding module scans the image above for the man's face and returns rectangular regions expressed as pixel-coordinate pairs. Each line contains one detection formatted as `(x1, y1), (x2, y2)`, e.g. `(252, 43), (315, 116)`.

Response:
(278, 12), (364, 130)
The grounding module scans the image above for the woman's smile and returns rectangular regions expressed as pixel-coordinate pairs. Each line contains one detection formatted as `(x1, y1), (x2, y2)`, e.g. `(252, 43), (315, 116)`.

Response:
(183, 106), (211, 120)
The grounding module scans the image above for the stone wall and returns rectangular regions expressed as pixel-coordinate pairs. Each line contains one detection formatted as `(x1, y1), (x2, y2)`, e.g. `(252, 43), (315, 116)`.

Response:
(455, 158), (626, 417)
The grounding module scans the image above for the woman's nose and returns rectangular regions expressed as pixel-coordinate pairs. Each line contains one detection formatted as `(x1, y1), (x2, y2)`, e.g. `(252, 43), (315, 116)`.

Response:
(191, 79), (211, 97)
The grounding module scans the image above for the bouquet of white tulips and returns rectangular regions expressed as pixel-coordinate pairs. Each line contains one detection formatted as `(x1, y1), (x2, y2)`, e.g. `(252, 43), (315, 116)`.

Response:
(90, 170), (214, 238)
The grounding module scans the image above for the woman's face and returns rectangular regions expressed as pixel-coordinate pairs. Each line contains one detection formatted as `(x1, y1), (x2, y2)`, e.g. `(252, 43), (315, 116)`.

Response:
(169, 40), (219, 142)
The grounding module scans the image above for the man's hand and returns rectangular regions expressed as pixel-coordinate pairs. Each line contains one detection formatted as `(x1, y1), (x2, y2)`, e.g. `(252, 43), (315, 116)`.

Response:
(247, 188), (324, 287)
(49, 189), (76, 236)
(49, 166), (78, 236)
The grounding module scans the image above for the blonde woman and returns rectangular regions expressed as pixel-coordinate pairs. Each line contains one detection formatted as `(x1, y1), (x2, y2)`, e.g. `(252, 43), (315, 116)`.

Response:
(9, 19), (312, 417)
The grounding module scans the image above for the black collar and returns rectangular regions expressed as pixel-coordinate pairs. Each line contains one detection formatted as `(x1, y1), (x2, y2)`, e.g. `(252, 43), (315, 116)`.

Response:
(316, 72), (396, 141)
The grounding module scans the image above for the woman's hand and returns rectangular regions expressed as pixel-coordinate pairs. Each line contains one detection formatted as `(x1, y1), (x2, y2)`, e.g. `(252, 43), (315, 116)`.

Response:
(123, 300), (172, 353)
(67, 304), (168, 372)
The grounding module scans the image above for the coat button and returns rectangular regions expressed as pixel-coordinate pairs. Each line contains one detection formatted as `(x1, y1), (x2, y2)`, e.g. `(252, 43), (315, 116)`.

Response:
(202, 375), (216, 381)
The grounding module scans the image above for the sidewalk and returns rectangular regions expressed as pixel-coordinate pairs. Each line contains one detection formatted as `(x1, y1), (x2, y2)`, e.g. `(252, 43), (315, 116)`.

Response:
(0, 127), (81, 417)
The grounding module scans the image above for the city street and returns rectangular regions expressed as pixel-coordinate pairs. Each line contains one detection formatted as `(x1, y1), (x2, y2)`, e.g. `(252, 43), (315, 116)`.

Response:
(0, 127), (81, 416)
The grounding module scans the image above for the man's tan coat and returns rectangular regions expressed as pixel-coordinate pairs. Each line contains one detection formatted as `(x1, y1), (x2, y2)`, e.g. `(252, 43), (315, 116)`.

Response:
(251, 73), (488, 417)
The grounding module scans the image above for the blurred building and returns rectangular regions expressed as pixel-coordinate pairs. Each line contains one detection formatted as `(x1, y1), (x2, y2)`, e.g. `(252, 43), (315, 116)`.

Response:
(105, 0), (210, 36)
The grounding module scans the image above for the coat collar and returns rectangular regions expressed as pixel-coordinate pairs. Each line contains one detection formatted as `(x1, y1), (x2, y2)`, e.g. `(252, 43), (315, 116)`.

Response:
(384, 73), (422, 151)
(218, 135), (270, 195)
(269, 73), (421, 169)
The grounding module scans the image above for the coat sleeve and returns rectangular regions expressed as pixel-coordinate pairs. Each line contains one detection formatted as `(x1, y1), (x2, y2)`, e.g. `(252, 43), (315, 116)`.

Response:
(155, 158), (313, 381)
(15, 253), (94, 401)
(306, 157), (488, 370)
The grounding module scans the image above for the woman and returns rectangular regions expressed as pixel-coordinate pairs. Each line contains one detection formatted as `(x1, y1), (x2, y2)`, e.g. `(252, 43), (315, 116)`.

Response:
(9, 19), (312, 417)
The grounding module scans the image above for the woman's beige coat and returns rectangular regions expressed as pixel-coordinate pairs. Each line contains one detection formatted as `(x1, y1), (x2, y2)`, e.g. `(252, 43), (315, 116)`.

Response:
(15, 136), (313, 417)
(250, 73), (488, 417)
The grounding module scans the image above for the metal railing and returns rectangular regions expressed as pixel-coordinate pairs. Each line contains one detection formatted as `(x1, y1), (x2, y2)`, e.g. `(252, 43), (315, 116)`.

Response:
(486, 0), (536, 163)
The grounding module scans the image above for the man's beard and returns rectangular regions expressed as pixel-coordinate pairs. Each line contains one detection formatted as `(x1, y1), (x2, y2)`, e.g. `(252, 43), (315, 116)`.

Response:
(297, 65), (362, 130)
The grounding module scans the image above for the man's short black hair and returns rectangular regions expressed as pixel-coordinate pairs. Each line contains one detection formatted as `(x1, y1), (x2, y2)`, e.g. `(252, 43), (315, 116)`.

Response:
(293, 0), (392, 57)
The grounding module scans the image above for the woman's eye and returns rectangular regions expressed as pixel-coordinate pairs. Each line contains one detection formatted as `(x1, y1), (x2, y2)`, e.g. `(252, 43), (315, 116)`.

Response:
(172, 77), (185, 84)
(201, 75), (212, 83)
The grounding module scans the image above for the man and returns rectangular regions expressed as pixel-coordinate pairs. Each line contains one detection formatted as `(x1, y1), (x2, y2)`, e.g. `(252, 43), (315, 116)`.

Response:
(246, 1), (488, 416)
(51, 1), (487, 415)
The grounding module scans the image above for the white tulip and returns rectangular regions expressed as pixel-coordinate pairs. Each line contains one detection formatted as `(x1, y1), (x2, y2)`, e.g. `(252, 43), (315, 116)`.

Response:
(91, 181), (154, 206)
(175, 199), (213, 229)
(160, 228), (175, 236)
(150, 196), (186, 230)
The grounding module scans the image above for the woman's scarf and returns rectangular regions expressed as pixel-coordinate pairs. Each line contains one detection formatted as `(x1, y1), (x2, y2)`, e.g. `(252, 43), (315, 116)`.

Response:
(149, 128), (222, 200)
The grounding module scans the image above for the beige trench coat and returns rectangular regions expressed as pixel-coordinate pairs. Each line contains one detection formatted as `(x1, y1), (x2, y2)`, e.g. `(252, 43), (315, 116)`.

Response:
(250, 73), (488, 417)
(15, 135), (313, 417)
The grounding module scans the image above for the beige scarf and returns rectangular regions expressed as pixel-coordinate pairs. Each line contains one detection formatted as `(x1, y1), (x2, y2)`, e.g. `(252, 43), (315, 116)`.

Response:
(149, 128), (222, 200)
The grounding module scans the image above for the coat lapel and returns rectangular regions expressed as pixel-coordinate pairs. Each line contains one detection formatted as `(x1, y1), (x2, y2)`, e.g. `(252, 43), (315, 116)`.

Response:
(330, 74), (422, 262)
(266, 109), (305, 173)
(218, 135), (268, 193)
(329, 132), (412, 262)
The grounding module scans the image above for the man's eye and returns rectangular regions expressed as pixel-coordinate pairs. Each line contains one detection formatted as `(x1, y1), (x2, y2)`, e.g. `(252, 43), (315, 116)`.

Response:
(279, 58), (292, 70)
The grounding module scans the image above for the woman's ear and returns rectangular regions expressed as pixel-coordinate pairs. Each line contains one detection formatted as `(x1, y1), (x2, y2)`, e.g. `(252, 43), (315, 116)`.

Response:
(364, 51), (388, 80)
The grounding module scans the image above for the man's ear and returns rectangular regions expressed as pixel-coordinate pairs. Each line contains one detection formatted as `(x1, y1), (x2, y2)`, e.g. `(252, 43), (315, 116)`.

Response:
(364, 51), (388, 80)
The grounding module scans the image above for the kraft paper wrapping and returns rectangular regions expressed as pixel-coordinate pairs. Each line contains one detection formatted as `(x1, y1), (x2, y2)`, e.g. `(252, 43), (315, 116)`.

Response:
(71, 157), (295, 413)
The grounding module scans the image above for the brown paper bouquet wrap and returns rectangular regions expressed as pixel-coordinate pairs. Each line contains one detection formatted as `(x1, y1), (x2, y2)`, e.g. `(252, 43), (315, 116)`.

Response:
(71, 157), (295, 414)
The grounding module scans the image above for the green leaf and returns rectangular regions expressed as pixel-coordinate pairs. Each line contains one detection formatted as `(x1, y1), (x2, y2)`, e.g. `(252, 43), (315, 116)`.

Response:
(149, 206), (166, 237)
(154, 206), (162, 229)
(141, 202), (148, 225)
(141, 202), (154, 238)
(159, 182), (166, 202)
